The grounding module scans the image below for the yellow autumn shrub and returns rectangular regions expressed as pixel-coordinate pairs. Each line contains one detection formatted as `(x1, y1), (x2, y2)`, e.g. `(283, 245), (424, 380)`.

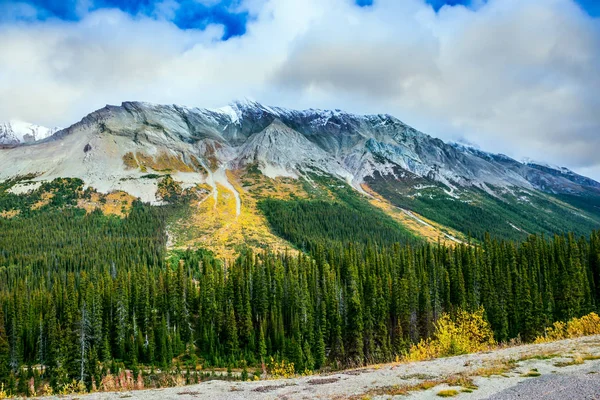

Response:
(407, 307), (495, 361)
(59, 380), (87, 395)
(268, 357), (296, 378)
(535, 312), (600, 343)
(0, 384), (9, 399)
(566, 312), (600, 337)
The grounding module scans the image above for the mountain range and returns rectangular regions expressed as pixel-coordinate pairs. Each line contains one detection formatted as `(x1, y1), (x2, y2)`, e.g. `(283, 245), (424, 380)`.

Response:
(1, 100), (599, 255)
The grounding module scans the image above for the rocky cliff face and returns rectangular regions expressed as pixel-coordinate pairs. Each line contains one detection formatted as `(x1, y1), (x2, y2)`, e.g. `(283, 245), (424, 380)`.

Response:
(1, 100), (598, 202)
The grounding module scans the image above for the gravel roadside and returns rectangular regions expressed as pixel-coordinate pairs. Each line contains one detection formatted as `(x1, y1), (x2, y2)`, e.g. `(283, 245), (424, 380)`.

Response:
(40, 335), (600, 400)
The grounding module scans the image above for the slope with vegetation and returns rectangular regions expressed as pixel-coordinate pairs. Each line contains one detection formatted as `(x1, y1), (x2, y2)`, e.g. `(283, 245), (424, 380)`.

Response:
(0, 175), (599, 397)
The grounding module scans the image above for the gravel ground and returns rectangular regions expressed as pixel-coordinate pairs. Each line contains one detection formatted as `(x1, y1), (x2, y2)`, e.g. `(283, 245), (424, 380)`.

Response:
(41, 335), (600, 400)
(486, 362), (600, 400)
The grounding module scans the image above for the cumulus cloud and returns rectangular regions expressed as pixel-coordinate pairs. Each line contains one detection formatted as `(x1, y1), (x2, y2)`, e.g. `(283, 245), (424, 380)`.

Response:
(0, 0), (599, 179)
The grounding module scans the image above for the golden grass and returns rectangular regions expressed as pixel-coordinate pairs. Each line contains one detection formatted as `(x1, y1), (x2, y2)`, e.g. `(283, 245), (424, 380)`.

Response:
(551, 353), (600, 367)
(170, 170), (297, 259)
(123, 150), (200, 173)
(241, 170), (309, 200)
(554, 358), (584, 367)
(472, 360), (516, 377)
(518, 351), (560, 362)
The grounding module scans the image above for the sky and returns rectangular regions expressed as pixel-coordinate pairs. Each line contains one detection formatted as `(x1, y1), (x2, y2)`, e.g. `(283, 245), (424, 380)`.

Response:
(0, 0), (599, 180)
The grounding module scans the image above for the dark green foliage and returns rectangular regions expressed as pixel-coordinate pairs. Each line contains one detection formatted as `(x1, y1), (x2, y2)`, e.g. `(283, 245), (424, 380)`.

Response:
(0, 177), (85, 216)
(258, 198), (415, 251)
(366, 172), (600, 241)
(556, 193), (600, 220)
(0, 203), (167, 272)
(140, 174), (162, 179)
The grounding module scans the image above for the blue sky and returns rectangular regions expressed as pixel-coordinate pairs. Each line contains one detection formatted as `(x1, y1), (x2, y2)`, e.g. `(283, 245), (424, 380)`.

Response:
(1, 0), (599, 179)
(10, 0), (599, 41)
(7, 0), (250, 39)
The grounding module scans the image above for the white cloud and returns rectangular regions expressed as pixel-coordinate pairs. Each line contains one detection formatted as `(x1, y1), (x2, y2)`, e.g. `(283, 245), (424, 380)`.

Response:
(0, 0), (599, 179)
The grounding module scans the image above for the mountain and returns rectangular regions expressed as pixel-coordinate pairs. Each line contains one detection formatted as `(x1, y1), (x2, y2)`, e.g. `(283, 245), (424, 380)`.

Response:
(1, 100), (599, 253)
(0, 120), (60, 146)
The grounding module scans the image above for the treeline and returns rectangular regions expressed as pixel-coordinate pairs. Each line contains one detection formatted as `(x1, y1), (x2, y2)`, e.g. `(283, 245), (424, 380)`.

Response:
(0, 200), (599, 393)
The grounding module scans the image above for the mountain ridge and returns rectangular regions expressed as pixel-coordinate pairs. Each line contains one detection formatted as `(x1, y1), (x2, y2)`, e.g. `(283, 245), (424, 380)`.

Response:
(23, 100), (600, 195)
(1, 100), (599, 248)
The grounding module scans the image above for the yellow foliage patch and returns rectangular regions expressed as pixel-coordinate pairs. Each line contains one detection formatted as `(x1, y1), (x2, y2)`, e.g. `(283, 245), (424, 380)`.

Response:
(535, 312), (600, 343)
(406, 307), (496, 362)
(31, 191), (54, 210)
(0, 209), (20, 219)
(59, 380), (87, 395)
(78, 191), (136, 217)
(437, 389), (459, 397)
(123, 152), (139, 169)
(240, 169), (309, 200)
(170, 170), (297, 259)
(268, 358), (296, 379)
(123, 150), (203, 173)
(135, 151), (195, 173)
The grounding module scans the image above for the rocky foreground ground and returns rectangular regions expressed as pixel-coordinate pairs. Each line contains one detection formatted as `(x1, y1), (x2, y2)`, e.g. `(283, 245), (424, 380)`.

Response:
(45, 335), (600, 400)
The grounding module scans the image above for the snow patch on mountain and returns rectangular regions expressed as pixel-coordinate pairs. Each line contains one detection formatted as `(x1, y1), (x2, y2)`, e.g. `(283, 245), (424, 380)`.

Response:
(522, 158), (570, 174)
(0, 120), (60, 145)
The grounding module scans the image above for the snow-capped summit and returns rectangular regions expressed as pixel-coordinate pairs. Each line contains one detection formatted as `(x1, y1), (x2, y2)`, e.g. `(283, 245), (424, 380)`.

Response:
(0, 120), (60, 145)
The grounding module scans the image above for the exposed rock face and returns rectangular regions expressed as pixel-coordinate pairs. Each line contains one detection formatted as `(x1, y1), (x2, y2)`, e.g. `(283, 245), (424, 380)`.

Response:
(0, 100), (598, 201)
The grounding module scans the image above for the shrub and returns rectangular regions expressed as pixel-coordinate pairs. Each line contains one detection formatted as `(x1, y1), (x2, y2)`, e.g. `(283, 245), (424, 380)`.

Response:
(407, 307), (495, 361)
(535, 313), (600, 343)
(268, 358), (295, 378)
(59, 380), (87, 395)
(0, 384), (9, 399)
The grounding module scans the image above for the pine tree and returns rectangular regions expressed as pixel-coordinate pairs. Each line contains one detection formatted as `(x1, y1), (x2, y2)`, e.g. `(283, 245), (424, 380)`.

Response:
(0, 306), (10, 383)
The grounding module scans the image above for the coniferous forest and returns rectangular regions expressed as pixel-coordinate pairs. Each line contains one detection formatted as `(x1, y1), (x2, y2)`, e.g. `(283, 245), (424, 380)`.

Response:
(0, 196), (599, 395)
